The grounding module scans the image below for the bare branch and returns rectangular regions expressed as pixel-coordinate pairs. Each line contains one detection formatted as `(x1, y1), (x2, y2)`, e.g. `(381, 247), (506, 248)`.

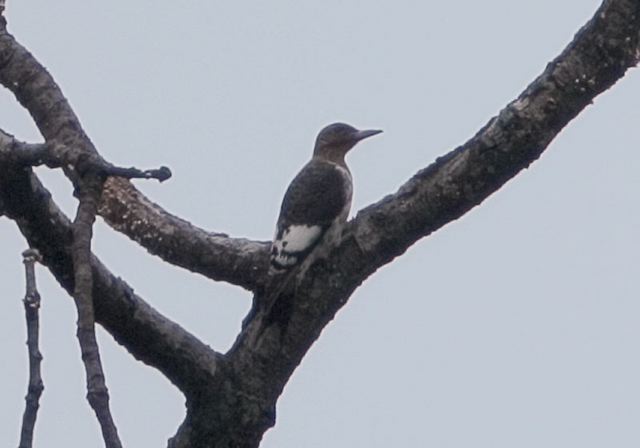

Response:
(346, 0), (640, 276)
(0, 162), (222, 396)
(0, 129), (266, 291)
(104, 164), (172, 182)
(100, 177), (269, 291)
(222, 0), (640, 444)
(18, 248), (43, 448)
(0, 129), (171, 184)
(71, 178), (122, 448)
(0, 130), (48, 166)
(0, 23), (268, 290)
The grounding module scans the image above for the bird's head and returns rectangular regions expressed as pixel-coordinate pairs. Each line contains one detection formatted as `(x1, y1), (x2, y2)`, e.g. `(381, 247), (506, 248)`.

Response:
(313, 122), (382, 164)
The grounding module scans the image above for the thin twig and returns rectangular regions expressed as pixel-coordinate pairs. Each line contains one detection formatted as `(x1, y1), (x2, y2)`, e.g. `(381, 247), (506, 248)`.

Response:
(104, 164), (172, 182)
(71, 178), (122, 448)
(18, 248), (44, 448)
(0, 129), (171, 182)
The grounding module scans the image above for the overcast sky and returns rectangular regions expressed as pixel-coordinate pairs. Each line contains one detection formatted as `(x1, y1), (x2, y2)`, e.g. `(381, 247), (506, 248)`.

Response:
(2, 1), (640, 447)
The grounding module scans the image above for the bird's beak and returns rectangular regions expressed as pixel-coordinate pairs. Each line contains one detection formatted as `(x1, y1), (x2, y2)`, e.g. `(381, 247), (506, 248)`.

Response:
(353, 129), (383, 142)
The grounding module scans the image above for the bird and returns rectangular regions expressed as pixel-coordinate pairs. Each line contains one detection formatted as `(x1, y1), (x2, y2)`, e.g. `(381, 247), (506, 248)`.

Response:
(269, 122), (382, 275)
(240, 123), (382, 331)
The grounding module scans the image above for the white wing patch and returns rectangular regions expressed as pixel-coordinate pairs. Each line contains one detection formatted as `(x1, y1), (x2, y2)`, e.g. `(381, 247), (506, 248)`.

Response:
(271, 224), (323, 270)
(278, 224), (323, 252)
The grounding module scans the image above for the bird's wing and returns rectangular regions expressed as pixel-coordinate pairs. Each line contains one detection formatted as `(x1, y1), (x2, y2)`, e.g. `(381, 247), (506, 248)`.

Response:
(270, 160), (351, 271)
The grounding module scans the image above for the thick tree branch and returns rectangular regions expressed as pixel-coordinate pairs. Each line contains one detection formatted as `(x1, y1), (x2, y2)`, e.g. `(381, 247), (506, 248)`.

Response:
(100, 178), (269, 291)
(71, 177), (122, 448)
(348, 0), (640, 274)
(0, 130), (47, 165)
(0, 22), (268, 291)
(18, 248), (43, 448)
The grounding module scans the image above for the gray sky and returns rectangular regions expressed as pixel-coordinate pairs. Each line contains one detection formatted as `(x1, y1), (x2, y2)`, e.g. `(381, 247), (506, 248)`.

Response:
(2, 1), (640, 446)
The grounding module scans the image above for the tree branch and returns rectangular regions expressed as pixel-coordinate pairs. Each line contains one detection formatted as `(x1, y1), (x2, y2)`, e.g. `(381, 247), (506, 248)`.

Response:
(0, 129), (171, 183)
(0, 9), (227, 398)
(222, 0), (640, 444)
(18, 248), (43, 448)
(348, 0), (640, 277)
(71, 177), (122, 448)
(99, 177), (269, 291)
(0, 130), (47, 166)
(0, 163), (222, 396)
(0, 22), (268, 291)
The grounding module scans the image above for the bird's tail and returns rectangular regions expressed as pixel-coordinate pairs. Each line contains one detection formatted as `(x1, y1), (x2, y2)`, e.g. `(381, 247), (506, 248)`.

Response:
(241, 269), (294, 330)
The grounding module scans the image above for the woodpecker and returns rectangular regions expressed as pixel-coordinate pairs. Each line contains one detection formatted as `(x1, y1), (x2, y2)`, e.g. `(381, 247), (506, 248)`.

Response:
(270, 122), (382, 274)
